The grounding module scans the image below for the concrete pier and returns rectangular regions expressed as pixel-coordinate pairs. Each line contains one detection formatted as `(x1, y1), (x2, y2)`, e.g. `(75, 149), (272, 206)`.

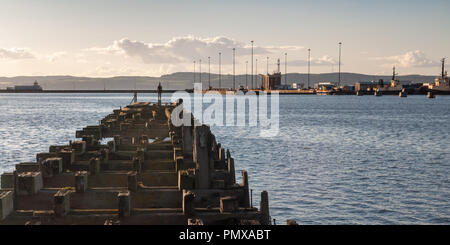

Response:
(0, 100), (269, 225)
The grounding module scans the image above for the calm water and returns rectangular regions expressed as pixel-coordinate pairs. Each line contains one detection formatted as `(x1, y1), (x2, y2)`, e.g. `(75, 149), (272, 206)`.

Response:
(0, 93), (449, 224)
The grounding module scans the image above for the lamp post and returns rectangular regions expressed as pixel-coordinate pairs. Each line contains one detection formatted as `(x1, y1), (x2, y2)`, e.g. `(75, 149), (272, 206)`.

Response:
(193, 60), (196, 85)
(308, 48), (311, 89)
(233, 48), (236, 91)
(285, 53), (287, 86)
(338, 42), (342, 87)
(219, 52), (222, 89)
(251, 40), (254, 90)
(208, 56), (211, 89)
(255, 58), (258, 90)
(245, 61), (248, 88)
(199, 59), (202, 87)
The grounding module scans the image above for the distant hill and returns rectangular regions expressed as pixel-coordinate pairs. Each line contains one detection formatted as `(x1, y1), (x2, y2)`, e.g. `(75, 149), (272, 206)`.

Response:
(0, 72), (437, 90)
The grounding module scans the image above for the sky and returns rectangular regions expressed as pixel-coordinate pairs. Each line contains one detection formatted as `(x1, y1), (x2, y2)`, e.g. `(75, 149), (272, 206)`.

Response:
(0, 0), (449, 77)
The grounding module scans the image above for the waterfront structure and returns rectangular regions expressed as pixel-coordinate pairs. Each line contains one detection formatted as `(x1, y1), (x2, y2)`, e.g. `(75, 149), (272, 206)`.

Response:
(0, 91), (271, 225)
(6, 80), (43, 91)
(260, 59), (282, 90)
(428, 58), (449, 92)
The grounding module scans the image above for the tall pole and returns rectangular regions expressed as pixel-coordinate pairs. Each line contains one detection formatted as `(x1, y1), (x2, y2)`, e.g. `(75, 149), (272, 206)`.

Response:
(251, 40), (254, 89)
(208, 56), (211, 89)
(256, 58), (258, 89)
(233, 48), (236, 91)
(219, 52), (221, 89)
(308, 48), (311, 89)
(199, 59), (202, 87)
(338, 42), (342, 87)
(245, 61), (248, 88)
(285, 53), (287, 86)
(266, 57), (269, 74)
(193, 60), (196, 85)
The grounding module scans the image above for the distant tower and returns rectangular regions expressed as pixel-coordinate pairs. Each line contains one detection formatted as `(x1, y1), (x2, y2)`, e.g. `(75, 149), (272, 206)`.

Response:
(441, 58), (446, 78)
(277, 59), (280, 73)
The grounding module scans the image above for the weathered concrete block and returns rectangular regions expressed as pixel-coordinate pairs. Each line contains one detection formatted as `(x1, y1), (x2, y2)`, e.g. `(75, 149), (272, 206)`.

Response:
(107, 140), (116, 153)
(173, 147), (183, 162)
(133, 158), (142, 173)
(175, 156), (183, 172)
(75, 171), (88, 193)
(58, 149), (74, 171)
(17, 172), (43, 195)
(260, 191), (270, 225)
(1, 173), (14, 189)
(178, 169), (195, 190)
(220, 196), (238, 213)
(15, 162), (40, 173)
(118, 191), (131, 217)
(241, 170), (250, 207)
(41, 157), (62, 177)
(89, 158), (100, 175)
(127, 171), (138, 192)
(182, 190), (195, 217)
(212, 180), (225, 189)
(0, 191), (14, 220)
(193, 125), (211, 189)
(71, 141), (86, 154)
(227, 157), (236, 185)
(214, 160), (227, 170)
(36, 152), (58, 164)
(54, 189), (71, 217)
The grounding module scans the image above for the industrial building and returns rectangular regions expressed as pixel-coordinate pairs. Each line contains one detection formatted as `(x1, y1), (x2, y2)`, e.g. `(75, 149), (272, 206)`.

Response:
(260, 59), (282, 90)
(6, 80), (43, 91)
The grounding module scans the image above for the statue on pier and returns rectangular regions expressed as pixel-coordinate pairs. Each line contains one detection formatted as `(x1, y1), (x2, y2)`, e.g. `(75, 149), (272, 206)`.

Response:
(157, 82), (162, 105)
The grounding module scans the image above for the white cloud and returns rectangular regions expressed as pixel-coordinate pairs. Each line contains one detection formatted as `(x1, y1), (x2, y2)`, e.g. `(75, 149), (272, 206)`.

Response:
(46, 51), (68, 62)
(372, 50), (438, 68)
(0, 48), (35, 59)
(289, 55), (338, 66)
(86, 36), (303, 64)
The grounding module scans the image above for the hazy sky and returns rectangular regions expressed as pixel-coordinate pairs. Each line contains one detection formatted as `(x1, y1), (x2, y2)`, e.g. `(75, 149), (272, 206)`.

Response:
(1, 0), (449, 77)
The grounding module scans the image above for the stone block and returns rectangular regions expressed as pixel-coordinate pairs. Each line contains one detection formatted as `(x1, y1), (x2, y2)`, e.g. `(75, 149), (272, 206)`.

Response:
(15, 162), (40, 173)
(219, 196), (238, 213)
(1, 173), (14, 189)
(182, 190), (195, 217)
(127, 171), (137, 192)
(54, 189), (71, 217)
(178, 169), (195, 190)
(71, 141), (86, 154)
(75, 171), (88, 193)
(17, 172), (43, 195)
(0, 191), (14, 220)
(118, 191), (130, 217)
(36, 152), (58, 164)
(212, 180), (225, 189)
(41, 157), (62, 177)
(58, 149), (74, 171)
(89, 158), (100, 175)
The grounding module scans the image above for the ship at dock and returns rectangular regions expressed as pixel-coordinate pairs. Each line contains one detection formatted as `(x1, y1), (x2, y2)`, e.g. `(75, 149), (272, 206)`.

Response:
(0, 90), (273, 225)
(429, 58), (450, 93)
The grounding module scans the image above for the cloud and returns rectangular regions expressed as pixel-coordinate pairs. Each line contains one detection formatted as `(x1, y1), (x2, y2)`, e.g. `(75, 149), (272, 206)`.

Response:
(289, 55), (338, 66)
(372, 50), (438, 68)
(46, 51), (68, 62)
(86, 36), (303, 64)
(0, 48), (35, 59)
